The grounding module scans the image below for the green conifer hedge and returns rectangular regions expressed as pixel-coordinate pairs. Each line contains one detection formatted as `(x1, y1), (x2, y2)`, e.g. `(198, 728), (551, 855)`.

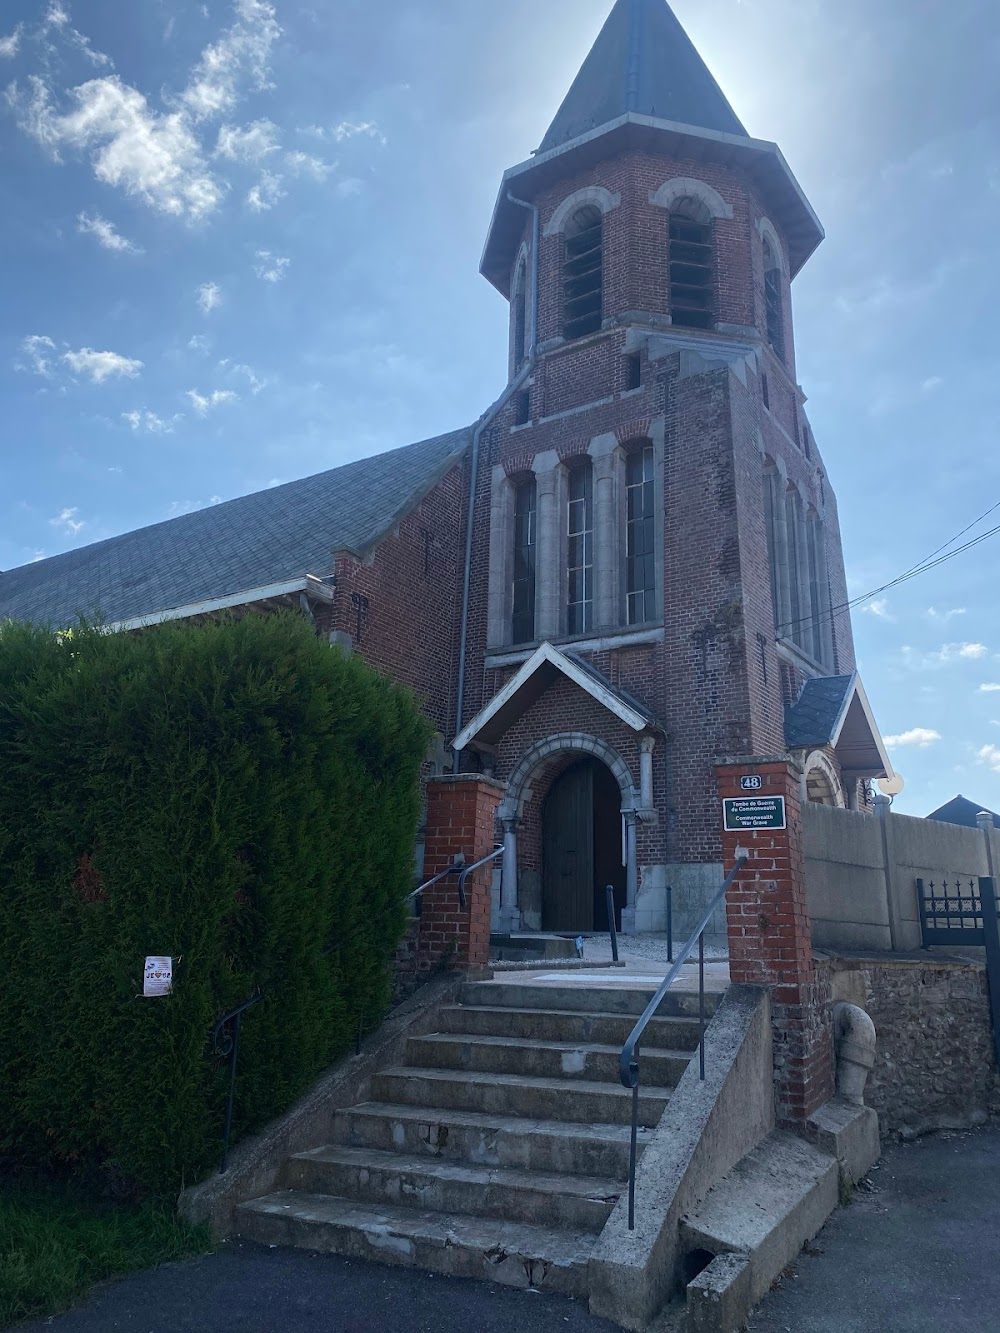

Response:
(0, 614), (430, 1196)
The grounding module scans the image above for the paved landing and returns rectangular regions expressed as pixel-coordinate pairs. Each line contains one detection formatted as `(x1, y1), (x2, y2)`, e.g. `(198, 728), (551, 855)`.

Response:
(483, 961), (731, 995)
(19, 1242), (619, 1332)
(748, 1125), (1000, 1333)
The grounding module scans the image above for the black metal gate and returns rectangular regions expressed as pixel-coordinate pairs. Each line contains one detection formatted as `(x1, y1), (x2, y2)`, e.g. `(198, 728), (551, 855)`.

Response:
(917, 875), (1000, 1066)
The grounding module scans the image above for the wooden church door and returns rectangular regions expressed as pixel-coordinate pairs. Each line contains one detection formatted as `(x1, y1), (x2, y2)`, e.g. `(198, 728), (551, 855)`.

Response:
(542, 761), (595, 931)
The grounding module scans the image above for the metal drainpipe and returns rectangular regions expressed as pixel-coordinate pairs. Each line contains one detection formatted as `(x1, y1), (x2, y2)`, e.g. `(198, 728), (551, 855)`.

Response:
(454, 193), (540, 754)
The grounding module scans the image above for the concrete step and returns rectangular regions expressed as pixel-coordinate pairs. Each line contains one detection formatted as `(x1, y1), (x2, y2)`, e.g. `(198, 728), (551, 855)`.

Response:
(681, 1131), (839, 1313)
(407, 1032), (690, 1087)
(439, 1004), (704, 1050)
(490, 933), (578, 961)
(331, 1101), (654, 1178)
(462, 979), (721, 1020)
(237, 1191), (595, 1297)
(370, 1066), (669, 1127)
(285, 1145), (620, 1232)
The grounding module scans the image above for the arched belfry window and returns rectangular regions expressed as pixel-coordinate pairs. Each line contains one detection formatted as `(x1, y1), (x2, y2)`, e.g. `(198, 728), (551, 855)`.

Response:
(563, 206), (603, 340)
(763, 237), (786, 363)
(567, 462), (594, 634)
(512, 257), (527, 371)
(511, 477), (537, 644)
(669, 197), (714, 330)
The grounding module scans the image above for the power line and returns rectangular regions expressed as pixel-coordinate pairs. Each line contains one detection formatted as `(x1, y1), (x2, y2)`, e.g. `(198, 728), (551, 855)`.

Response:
(779, 505), (1000, 639)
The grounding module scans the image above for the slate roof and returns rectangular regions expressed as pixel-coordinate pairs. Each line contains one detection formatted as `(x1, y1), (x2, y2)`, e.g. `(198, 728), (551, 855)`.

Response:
(784, 675), (855, 749)
(539, 0), (747, 154)
(927, 796), (1000, 830)
(0, 428), (470, 630)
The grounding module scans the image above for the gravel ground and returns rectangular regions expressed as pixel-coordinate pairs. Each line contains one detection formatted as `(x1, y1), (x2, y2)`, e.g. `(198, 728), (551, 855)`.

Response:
(582, 932), (728, 967)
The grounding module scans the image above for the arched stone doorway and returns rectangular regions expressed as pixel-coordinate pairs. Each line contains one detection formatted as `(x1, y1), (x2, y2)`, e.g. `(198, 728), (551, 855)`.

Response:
(497, 732), (640, 934)
(541, 758), (627, 931)
(802, 749), (846, 808)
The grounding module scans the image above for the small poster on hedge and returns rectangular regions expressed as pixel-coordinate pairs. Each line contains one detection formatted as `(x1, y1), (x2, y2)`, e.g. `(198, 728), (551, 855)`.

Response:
(143, 957), (173, 997)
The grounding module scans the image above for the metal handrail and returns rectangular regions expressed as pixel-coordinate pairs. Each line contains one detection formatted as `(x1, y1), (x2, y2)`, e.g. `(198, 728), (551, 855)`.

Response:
(404, 860), (466, 905)
(618, 852), (749, 1229)
(456, 846), (504, 908)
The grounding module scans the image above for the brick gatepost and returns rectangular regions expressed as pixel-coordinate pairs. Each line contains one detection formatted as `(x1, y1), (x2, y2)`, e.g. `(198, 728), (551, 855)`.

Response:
(717, 757), (834, 1126)
(417, 775), (504, 973)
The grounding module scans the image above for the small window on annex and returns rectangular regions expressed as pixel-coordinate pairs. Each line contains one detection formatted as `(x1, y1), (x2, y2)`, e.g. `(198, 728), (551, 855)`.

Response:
(669, 198), (714, 330)
(563, 205), (604, 340)
(567, 463), (594, 634)
(763, 237), (785, 363)
(625, 445), (656, 625)
(511, 478), (537, 644)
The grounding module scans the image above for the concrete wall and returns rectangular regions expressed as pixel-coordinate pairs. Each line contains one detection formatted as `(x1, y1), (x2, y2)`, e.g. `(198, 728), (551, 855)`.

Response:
(804, 804), (995, 953)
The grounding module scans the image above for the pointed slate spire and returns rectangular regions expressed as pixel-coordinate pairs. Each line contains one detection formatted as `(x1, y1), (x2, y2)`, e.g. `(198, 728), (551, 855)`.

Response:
(540, 0), (746, 153)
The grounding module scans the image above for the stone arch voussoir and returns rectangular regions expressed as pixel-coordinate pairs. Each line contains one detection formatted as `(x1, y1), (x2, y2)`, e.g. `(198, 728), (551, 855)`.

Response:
(500, 732), (638, 822)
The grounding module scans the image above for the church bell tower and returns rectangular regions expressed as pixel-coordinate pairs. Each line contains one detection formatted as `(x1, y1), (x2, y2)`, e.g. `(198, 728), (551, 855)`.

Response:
(453, 0), (887, 938)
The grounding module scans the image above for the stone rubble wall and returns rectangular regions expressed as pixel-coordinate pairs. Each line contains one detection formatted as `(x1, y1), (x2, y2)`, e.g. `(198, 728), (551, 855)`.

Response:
(820, 954), (1000, 1139)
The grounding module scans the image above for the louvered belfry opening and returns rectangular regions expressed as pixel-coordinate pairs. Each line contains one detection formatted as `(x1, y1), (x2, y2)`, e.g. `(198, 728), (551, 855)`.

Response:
(563, 205), (604, 340)
(669, 197), (714, 330)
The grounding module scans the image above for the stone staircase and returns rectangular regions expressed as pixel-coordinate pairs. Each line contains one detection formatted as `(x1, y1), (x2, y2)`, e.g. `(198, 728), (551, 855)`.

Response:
(237, 976), (720, 1297)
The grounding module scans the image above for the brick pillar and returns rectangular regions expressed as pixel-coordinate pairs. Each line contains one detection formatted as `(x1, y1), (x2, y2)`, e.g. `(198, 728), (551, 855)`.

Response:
(717, 757), (834, 1126)
(417, 775), (504, 973)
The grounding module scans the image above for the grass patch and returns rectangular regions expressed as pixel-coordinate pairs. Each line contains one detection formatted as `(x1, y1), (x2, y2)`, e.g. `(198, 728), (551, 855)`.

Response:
(0, 1184), (212, 1328)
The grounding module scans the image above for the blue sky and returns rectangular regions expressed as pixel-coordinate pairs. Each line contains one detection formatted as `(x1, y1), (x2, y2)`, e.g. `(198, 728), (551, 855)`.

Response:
(1, 0), (998, 816)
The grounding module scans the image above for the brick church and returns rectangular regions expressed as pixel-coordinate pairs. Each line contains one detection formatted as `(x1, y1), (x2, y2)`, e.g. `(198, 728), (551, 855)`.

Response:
(0, 0), (897, 938)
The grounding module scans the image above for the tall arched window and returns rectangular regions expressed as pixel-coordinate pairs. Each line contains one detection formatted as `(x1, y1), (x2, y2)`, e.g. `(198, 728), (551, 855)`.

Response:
(763, 237), (785, 363)
(669, 197), (714, 330)
(625, 445), (656, 625)
(563, 206), (603, 340)
(567, 462), (594, 633)
(511, 478), (537, 643)
(512, 257), (527, 371)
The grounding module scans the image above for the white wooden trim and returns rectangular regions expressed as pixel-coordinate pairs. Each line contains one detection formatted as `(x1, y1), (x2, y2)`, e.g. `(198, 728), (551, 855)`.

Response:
(105, 575), (334, 633)
(453, 640), (649, 751)
(829, 673), (895, 781)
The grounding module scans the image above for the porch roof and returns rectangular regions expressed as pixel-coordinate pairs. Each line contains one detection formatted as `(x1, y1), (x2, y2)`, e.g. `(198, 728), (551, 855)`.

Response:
(453, 641), (659, 752)
(785, 671), (897, 782)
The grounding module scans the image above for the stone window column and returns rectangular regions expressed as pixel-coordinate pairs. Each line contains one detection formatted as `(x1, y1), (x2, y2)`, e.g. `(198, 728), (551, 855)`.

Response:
(588, 433), (621, 630)
(499, 815), (521, 932)
(639, 736), (655, 811)
(487, 466), (514, 649)
(532, 450), (567, 640)
(768, 469), (793, 637)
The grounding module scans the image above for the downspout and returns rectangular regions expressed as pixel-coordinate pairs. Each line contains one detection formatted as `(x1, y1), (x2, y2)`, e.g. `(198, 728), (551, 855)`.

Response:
(454, 192), (540, 750)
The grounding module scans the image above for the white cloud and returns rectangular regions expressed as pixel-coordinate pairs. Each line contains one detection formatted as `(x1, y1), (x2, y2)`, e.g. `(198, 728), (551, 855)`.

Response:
(215, 117), (279, 162)
(180, 0), (281, 121)
(21, 334), (57, 376)
(333, 119), (385, 144)
(168, 496), (223, 517)
(77, 211), (142, 253)
(188, 333), (211, 353)
(927, 607), (966, 622)
(253, 249), (289, 282)
(980, 684), (1000, 694)
(926, 642), (989, 664)
(122, 409), (179, 434)
(285, 149), (333, 180)
(197, 281), (222, 313)
(12, 1), (283, 220)
(955, 643), (988, 660)
(63, 347), (143, 383)
(979, 744), (1000, 775)
(921, 376), (944, 393)
(863, 598), (894, 621)
(0, 28), (20, 58)
(187, 388), (237, 414)
(246, 169), (285, 210)
(50, 506), (84, 536)
(303, 120), (385, 145)
(16, 75), (222, 219)
(336, 177), (363, 199)
(884, 728), (942, 749)
(221, 360), (264, 393)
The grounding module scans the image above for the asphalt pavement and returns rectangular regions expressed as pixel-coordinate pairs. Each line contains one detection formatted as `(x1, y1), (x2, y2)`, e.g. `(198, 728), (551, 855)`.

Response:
(748, 1124), (1000, 1333)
